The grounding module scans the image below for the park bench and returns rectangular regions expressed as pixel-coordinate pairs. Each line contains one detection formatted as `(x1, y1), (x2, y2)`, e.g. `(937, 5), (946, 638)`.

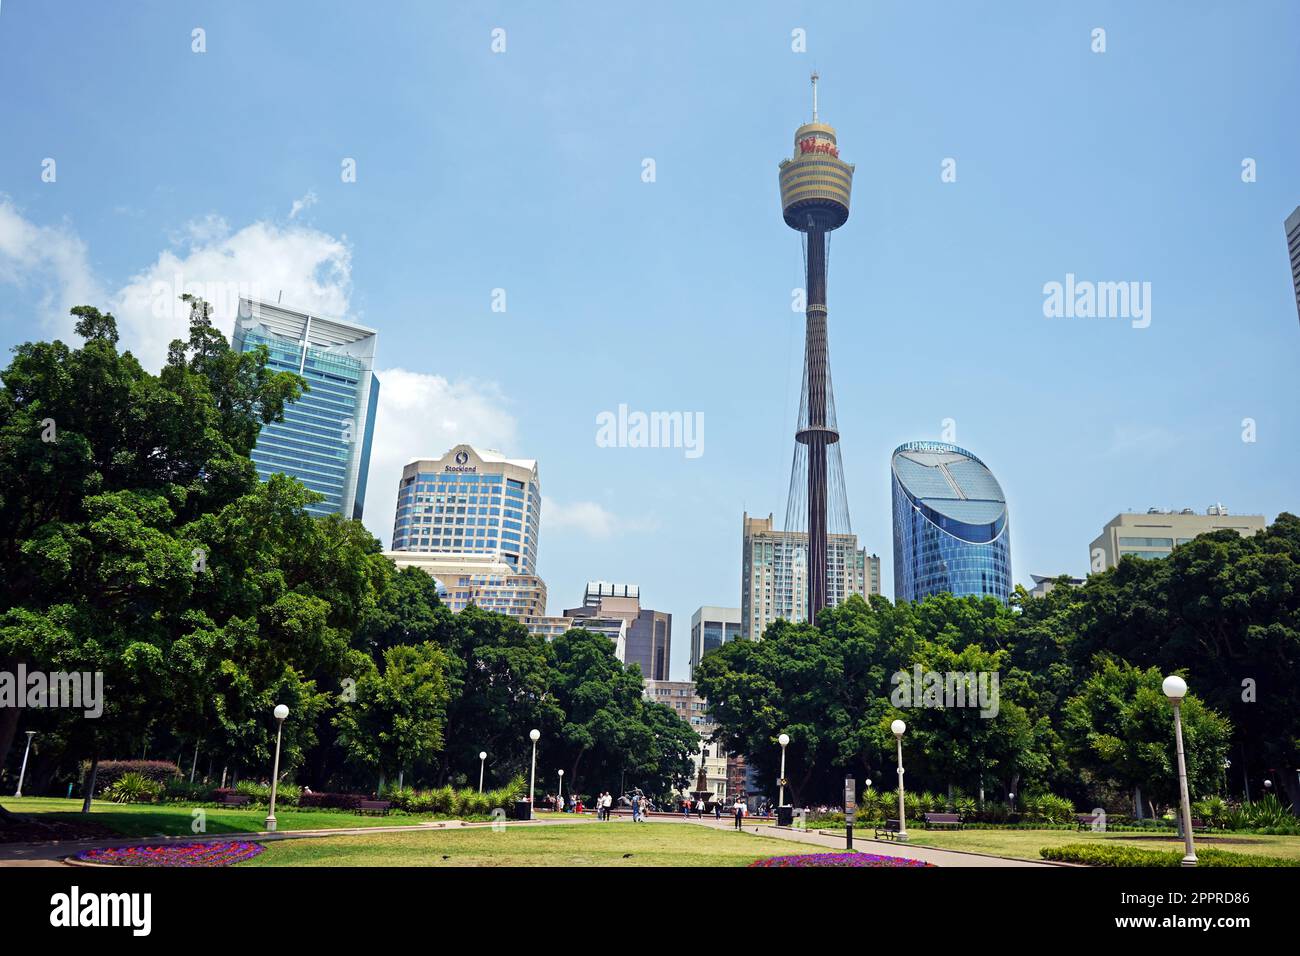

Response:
(874, 818), (902, 841)
(1076, 812), (1103, 830)
(1189, 817), (1209, 833)
(217, 793), (251, 806)
(358, 799), (391, 816)
(923, 812), (962, 830)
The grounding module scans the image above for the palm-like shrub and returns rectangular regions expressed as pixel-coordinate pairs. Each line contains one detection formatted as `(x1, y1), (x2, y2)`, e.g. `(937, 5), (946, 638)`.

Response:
(383, 786), (416, 810)
(105, 772), (162, 804)
(1024, 793), (1075, 824)
(1246, 794), (1298, 831)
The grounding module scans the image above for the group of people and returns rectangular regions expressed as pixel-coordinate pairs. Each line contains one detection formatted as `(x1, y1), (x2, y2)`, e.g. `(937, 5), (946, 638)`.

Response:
(541, 788), (754, 830)
(546, 791), (621, 818)
(676, 796), (712, 818)
(592, 791), (615, 820)
(547, 793), (585, 813)
(629, 792), (650, 822)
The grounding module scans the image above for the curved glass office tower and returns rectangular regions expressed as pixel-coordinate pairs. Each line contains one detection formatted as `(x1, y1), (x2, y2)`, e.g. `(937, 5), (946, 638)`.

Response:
(891, 441), (1011, 603)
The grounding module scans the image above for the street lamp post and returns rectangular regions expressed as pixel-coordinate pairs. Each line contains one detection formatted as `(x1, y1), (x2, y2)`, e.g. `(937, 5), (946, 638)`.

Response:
(777, 733), (790, 808)
(14, 731), (35, 798)
(528, 729), (540, 811)
(1162, 675), (1197, 867)
(892, 719), (909, 841)
(558, 769), (564, 811)
(478, 751), (488, 794)
(265, 704), (289, 833)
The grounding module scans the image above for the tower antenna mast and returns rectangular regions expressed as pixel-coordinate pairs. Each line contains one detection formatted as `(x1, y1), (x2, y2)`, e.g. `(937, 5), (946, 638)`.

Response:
(811, 70), (820, 122)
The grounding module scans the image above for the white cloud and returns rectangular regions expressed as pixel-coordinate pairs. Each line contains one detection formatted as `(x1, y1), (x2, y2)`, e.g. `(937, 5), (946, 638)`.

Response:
(542, 496), (660, 539)
(361, 368), (518, 547)
(111, 217), (352, 370)
(0, 197), (104, 339)
(288, 192), (318, 220)
(0, 200), (530, 552)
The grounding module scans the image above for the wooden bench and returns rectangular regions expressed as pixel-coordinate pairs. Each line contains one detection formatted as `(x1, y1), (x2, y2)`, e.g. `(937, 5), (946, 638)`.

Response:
(1076, 812), (1103, 830)
(217, 793), (251, 806)
(874, 818), (902, 840)
(1189, 817), (1209, 833)
(923, 812), (962, 830)
(358, 799), (391, 816)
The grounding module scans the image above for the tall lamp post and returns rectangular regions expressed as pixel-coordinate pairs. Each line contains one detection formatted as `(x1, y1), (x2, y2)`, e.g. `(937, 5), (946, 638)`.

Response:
(478, 751), (488, 794)
(892, 719), (909, 841)
(777, 733), (790, 807)
(265, 704), (289, 833)
(14, 731), (35, 797)
(528, 729), (540, 810)
(558, 769), (565, 811)
(1162, 675), (1197, 867)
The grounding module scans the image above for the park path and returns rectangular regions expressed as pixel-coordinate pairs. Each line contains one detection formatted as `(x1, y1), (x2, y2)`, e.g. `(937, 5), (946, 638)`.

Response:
(0, 811), (1054, 868)
(652, 815), (1054, 867)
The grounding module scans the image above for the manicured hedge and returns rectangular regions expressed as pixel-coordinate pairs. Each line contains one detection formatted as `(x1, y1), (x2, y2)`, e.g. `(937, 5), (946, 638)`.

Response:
(1040, 843), (1298, 867)
(89, 760), (183, 794)
(297, 791), (365, 810)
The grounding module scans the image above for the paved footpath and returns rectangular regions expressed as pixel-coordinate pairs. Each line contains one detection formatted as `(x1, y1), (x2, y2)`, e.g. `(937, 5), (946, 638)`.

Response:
(654, 815), (1054, 867)
(0, 812), (1053, 868)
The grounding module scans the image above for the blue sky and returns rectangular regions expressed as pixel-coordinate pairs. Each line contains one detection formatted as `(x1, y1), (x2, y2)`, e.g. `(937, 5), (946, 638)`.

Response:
(1, 1), (1297, 680)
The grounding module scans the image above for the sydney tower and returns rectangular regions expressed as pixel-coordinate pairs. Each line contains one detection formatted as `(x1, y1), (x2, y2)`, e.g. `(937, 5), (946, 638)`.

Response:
(779, 73), (854, 626)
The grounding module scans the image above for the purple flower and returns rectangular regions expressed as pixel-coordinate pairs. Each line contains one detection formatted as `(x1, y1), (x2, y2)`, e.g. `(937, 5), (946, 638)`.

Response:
(749, 852), (934, 868)
(78, 841), (265, 867)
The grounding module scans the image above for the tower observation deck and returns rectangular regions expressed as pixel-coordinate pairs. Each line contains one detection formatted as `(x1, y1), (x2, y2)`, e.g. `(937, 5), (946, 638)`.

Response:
(779, 72), (855, 626)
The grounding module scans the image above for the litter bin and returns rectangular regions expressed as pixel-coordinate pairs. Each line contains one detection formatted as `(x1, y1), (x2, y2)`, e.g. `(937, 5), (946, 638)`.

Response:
(515, 799), (532, 821)
(776, 805), (794, 827)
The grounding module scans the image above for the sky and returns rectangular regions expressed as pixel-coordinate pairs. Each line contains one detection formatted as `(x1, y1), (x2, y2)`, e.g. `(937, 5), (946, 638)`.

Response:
(1, 1), (1297, 682)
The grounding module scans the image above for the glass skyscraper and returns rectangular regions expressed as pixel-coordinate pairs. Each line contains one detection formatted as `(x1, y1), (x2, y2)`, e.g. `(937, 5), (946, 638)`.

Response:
(233, 299), (379, 520)
(891, 441), (1011, 603)
(390, 445), (541, 574)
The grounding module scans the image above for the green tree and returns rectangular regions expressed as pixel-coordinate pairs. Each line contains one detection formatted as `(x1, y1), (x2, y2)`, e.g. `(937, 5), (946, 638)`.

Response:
(548, 628), (666, 796)
(334, 642), (450, 791)
(434, 606), (562, 788)
(1063, 658), (1232, 817)
(0, 302), (303, 812)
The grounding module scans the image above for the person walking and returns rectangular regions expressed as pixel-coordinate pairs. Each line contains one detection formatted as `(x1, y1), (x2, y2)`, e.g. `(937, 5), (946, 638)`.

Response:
(632, 794), (641, 823)
(732, 796), (746, 830)
(696, 797), (705, 818)
(714, 799), (722, 821)
(604, 791), (613, 821)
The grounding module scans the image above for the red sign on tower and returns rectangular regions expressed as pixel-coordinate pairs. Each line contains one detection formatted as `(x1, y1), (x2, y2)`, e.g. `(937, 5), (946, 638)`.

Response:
(799, 138), (839, 158)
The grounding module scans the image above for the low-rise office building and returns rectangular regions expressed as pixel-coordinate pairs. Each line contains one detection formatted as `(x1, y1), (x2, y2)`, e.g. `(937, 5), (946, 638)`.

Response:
(1089, 506), (1267, 570)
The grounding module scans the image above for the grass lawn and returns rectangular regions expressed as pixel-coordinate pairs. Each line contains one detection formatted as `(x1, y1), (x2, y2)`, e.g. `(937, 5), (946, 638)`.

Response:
(0, 796), (446, 839)
(240, 820), (825, 867)
(893, 827), (1300, 862)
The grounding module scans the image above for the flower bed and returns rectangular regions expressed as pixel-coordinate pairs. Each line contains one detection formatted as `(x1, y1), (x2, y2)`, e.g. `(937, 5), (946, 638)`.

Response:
(77, 841), (266, 867)
(749, 852), (934, 868)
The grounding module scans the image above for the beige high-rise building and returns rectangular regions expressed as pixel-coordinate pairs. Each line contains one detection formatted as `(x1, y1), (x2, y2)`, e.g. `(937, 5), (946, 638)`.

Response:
(741, 512), (879, 639)
(564, 582), (671, 680)
(1089, 506), (1267, 571)
(384, 550), (548, 617)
